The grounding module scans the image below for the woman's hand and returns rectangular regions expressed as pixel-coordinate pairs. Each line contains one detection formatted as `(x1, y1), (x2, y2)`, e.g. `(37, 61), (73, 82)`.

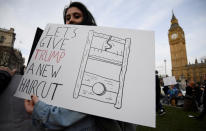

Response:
(24, 95), (39, 114)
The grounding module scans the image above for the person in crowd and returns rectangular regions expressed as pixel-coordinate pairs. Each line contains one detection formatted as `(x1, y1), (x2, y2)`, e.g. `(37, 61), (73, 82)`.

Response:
(162, 82), (170, 105)
(184, 81), (198, 111)
(163, 85), (169, 96)
(194, 83), (203, 107)
(24, 2), (136, 130)
(156, 70), (166, 115)
(195, 78), (206, 119)
(167, 85), (178, 106)
(190, 78), (206, 120)
(0, 66), (16, 93)
(186, 81), (196, 96)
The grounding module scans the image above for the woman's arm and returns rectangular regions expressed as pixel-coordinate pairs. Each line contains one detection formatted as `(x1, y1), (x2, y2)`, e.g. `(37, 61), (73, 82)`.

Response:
(25, 95), (86, 130)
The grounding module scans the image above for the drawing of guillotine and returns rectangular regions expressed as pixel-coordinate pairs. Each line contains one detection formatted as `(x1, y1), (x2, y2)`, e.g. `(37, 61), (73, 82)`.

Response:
(73, 30), (131, 109)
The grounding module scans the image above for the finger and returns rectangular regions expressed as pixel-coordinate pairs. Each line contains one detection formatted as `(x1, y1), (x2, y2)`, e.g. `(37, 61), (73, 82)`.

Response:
(31, 95), (39, 104)
(24, 100), (30, 108)
(24, 99), (32, 105)
(24, 99), (28, 104)
(24, 99), (30, 103)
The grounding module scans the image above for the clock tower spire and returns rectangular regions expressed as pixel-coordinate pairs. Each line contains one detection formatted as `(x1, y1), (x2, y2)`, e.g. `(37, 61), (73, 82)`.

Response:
(171, 10), (178, 25)
(168, 11), (188, 78)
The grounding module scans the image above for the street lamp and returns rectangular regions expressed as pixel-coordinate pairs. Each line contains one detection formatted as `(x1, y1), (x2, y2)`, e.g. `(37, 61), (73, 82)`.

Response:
(164, 59), (167, 76)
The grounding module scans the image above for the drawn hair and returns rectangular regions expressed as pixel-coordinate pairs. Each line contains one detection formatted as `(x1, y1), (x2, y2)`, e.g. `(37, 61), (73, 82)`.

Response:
(63, 2), (97, 26)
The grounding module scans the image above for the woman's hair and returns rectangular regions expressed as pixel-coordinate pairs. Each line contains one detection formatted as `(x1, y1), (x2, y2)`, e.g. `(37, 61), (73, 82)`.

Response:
(63, 2), (96, 26)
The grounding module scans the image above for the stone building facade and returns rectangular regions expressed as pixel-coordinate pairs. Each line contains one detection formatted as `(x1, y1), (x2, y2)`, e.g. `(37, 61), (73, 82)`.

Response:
(0, 27), (25, 74)
(168, 13), (206, 82)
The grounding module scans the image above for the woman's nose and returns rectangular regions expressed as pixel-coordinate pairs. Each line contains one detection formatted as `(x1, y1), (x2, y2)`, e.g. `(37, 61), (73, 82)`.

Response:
(68, 17), (75, 24)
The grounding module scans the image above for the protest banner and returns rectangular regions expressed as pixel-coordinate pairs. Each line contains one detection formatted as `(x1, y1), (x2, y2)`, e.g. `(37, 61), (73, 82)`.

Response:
(14, 24), (155, 127)
(163, 76), (177, 86)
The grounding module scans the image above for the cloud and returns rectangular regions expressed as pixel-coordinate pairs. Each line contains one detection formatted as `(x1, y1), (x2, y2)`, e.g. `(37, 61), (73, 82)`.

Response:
(183, 14), (206, 63)
(0, 0), (68, 64)
(135, 0), (184, 29)
(155, 40), (172, 76)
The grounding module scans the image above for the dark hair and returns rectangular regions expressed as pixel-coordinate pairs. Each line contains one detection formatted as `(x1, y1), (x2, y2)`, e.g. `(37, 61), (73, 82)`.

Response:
(63, 2), (96, 26)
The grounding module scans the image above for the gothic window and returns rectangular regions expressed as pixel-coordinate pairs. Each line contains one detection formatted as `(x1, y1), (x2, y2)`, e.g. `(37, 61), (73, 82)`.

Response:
(0, 36), (5, 43)
(0, 52), (10, 66)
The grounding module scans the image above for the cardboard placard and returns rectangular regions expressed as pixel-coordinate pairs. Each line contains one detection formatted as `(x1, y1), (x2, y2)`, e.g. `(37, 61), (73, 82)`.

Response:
(14, 24), (155, 127)
(163, 76), (177, 86)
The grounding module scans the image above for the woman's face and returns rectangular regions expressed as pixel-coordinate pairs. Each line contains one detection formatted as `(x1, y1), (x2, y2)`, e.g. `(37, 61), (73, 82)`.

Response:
(65, 7), (84, 25)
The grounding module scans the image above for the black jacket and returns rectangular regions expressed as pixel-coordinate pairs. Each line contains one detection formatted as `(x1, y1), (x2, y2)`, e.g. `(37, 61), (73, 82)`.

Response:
(0, 70), (12, 93)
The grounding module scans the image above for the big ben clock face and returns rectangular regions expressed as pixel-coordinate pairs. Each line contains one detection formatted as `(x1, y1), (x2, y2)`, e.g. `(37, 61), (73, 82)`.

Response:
(171, 33), (178, 40)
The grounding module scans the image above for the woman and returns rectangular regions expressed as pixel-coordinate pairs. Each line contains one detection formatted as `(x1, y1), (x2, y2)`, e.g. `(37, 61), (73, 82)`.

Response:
(24, 2), (135, 131)
(63, 1), (96, 25)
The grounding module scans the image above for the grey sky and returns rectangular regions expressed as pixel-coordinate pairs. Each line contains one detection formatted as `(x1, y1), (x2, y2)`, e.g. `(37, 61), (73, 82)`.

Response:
(0, 0), (206, 76)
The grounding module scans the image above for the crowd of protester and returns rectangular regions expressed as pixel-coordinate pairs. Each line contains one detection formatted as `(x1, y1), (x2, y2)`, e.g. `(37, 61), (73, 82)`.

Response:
(157, 74), (206, 119)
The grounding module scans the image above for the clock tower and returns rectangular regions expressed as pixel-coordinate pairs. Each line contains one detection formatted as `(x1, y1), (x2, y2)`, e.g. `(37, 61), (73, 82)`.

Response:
(168, 12), (188, 78)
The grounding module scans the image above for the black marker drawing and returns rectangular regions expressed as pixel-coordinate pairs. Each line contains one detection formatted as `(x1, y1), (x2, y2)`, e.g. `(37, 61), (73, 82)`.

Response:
(73, 30), (131, 109)
(46, 26), (78, 39)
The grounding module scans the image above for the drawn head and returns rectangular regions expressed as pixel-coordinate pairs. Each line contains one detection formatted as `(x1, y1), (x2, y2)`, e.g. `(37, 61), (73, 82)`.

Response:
(63, 2), (96, 25)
